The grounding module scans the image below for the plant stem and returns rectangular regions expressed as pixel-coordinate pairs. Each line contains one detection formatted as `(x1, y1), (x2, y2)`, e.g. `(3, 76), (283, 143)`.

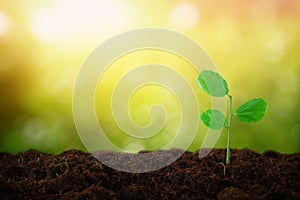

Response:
(226, 94), (233, 165)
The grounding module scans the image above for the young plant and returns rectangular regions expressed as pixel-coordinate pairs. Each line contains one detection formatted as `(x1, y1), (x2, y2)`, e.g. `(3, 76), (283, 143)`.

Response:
(196, 70), (268, 165)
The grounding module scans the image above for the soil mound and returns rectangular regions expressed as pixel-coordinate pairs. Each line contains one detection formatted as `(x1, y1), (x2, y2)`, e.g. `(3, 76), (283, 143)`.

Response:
(0, 149), (299, 199)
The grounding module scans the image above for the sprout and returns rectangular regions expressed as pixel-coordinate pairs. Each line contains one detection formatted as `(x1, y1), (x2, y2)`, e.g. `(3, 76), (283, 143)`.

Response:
(196, 70), (268, 164)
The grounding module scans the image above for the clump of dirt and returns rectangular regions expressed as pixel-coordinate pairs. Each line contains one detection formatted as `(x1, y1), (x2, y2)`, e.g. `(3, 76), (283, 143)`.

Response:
(0, 148), (299, 199)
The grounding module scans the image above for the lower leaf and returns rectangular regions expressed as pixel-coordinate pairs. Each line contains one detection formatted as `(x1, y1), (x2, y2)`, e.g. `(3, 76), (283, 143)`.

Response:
(200, 109), (226, 130)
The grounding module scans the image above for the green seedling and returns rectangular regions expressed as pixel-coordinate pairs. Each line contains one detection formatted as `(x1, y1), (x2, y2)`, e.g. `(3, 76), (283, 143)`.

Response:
(196, 70), (268, 165)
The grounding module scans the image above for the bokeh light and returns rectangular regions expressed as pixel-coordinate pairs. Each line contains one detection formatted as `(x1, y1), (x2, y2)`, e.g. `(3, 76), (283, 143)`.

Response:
(169, 2), (200, 29)
(0, 11), (9, 36)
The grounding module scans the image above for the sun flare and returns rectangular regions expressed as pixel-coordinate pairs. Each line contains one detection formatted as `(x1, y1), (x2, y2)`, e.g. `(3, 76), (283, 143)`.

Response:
(30, 0), (131, 43)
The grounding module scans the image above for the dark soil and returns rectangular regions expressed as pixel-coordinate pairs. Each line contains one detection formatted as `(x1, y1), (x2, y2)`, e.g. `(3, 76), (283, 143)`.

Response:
(0, 148), (299, 200)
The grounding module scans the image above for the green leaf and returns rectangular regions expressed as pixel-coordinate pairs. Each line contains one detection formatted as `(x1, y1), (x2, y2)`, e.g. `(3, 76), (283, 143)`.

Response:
(200, 109), (226, 130)
(236, 98), (268, 122)
(196, 70), (229, 97)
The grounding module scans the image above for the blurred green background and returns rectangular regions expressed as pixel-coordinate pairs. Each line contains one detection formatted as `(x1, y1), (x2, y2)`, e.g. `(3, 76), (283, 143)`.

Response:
(0, 0), (299, 154)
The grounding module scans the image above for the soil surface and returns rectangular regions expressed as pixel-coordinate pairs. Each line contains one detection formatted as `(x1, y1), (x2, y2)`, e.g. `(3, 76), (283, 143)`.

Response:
(0, 148), (299, 200)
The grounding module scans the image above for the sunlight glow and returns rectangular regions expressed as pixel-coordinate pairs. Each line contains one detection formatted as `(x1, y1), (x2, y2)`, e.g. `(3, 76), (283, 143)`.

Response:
(31, 0), (131, 43)
(0, 11), (9, 36)
(169, 2), (200, 29)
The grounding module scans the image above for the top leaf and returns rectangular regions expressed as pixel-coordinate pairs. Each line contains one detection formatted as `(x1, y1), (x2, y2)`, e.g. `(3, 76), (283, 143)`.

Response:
(235, 98), (268, 122)
(196, 70), (229, 97)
